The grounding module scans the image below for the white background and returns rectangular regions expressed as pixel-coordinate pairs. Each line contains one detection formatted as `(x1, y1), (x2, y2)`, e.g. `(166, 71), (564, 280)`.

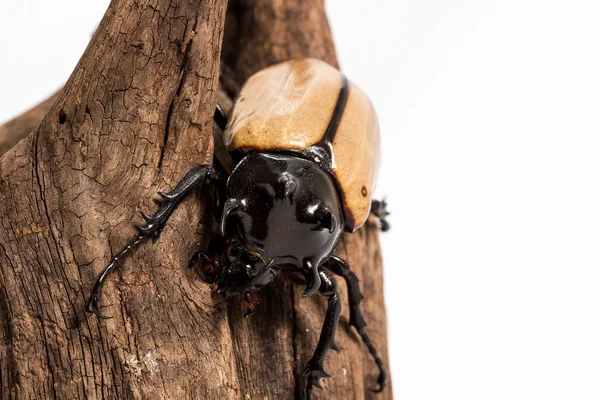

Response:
(1, 1), (599, 399)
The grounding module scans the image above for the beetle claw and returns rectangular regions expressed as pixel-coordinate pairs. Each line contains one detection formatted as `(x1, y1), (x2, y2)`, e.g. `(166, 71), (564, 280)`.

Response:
(134, 224), (149, 233)
(370, 199), (391, 231)
(371, 371), (388, 393)
(140, 211), (153, 223)
(157, 191), (174, 200)
(303, 359), (331, 396)
(85, 294), (112, 320)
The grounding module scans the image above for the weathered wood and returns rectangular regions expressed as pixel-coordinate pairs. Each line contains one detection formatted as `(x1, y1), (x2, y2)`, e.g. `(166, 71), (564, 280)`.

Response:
(0, 91), (59, 157)
(0, 0), (391, 399)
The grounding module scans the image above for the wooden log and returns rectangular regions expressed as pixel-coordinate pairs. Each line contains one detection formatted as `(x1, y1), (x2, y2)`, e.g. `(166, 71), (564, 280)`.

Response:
(0, 0), (391, 398)
(0, 91), (59, 157)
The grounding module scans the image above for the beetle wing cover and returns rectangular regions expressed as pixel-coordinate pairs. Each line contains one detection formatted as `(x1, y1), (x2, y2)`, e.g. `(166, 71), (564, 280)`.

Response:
(226, 58), (380, 232)
(333, 81), (380, 231)
(225, 58), (341, 151)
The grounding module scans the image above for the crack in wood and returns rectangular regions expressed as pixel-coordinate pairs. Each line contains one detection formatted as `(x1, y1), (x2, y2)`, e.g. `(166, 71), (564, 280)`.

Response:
(0, 0), (390, 398)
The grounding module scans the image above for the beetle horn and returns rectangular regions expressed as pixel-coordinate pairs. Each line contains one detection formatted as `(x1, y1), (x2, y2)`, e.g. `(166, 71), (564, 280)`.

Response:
(220, 198), (245, 235)
(276, 172), (298, 204)
(313, 202), (337, 233)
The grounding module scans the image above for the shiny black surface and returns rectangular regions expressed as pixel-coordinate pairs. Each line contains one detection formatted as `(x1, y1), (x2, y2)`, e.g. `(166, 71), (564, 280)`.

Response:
(217, 152), (344, 297)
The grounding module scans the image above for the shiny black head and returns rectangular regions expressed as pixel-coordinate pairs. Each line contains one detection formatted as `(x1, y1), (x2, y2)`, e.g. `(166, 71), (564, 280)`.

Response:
(217, 152), (344, 295)
(216, 239), (273, 296)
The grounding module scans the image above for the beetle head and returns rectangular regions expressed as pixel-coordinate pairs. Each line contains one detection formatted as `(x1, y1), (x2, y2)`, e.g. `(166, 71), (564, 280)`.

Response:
(216, 238), (275, 297)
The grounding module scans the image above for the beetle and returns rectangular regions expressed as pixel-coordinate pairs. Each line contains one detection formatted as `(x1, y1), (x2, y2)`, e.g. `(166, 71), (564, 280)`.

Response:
(85, 58), (390, 397)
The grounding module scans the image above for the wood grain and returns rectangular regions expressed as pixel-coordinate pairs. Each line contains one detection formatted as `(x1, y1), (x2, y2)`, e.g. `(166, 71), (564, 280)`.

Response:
(0, 91), (59, 157)
(0, 0), (391, 398)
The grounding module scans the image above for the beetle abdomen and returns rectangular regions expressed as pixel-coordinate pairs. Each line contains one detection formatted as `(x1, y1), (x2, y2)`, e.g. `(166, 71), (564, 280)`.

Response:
(225, 58), (380, 232)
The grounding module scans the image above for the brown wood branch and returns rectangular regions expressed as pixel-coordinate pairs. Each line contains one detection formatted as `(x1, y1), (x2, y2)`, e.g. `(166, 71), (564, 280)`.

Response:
(0, 0), (391, 399)
(0, 91), (60, 157)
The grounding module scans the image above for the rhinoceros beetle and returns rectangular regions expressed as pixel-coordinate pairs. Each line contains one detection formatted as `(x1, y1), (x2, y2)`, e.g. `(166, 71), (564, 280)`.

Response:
(86, 58), (390, 397)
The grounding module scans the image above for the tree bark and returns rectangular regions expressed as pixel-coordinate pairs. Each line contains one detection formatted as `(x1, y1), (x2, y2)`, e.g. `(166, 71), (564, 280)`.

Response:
(0, 1), (391, 399)
(0, 91), (60, 157)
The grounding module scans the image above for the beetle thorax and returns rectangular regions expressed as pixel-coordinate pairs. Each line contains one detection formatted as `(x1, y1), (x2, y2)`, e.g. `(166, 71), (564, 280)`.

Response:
(219, 152), (344, 290)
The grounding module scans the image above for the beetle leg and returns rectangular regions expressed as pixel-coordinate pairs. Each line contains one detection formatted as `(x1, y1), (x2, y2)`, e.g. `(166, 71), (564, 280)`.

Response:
(242, 291), (260, 318)
(324, 255), (388, 392)
(370, 199), (390, 231)
(197, 251), (222, 285)
(301, 260), (322, 298)
(85, 165), (222, 319)
(302, 269), (341, 398)
(189, 234), (226, 284)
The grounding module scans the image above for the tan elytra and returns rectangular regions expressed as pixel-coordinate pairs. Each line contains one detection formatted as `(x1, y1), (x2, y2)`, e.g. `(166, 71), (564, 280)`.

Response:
(225, 58), (380, 232)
